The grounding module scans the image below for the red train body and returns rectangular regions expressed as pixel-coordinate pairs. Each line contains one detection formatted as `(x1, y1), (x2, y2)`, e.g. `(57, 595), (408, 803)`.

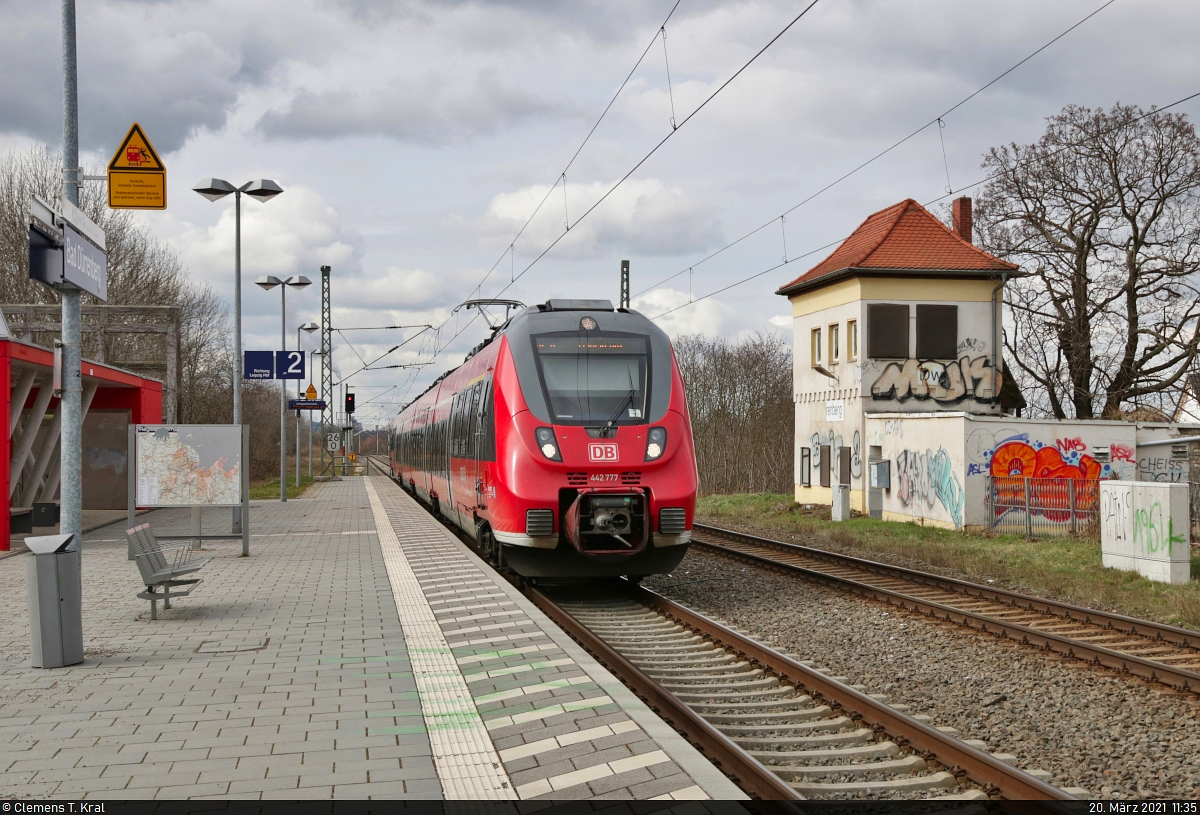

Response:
(389, 300), (696, 577)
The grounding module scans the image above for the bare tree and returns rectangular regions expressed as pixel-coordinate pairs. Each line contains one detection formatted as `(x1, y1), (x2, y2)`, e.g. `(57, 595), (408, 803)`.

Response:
(975, 104), (1200, 420)
(674, 332), (793, 494)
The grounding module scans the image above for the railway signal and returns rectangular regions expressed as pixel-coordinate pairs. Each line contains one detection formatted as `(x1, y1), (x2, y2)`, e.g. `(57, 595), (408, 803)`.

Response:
(345, 393), (356, 414)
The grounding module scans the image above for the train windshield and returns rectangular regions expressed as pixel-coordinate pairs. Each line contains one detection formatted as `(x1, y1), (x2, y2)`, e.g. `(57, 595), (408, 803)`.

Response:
(531, 333), (649, 425)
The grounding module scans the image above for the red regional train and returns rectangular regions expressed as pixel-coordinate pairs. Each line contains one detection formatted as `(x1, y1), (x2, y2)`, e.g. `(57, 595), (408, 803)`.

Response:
(389, 299), (697, 578)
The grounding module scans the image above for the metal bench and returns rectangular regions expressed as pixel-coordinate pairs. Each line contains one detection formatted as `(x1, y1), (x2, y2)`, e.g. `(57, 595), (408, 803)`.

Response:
(126, 523), (214, 620)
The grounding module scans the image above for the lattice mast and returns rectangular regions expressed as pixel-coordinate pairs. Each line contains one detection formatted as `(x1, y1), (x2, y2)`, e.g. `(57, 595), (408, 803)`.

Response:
(320, 265), (333, 474)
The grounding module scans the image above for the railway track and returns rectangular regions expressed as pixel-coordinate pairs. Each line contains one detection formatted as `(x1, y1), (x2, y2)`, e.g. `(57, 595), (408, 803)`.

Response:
(363, 457), (1073, 800)
(529, 582), (1074, 800)
(692, 522), (1200, 694)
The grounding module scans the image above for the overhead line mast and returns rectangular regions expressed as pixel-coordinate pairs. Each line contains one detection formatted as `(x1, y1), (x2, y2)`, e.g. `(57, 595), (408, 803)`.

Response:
(320, 265), (333, 476)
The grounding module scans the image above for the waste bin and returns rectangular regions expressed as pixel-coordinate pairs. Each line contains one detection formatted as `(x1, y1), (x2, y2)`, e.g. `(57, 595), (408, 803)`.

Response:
(25, 535), (84, 668)
(832, 484), (851, 522)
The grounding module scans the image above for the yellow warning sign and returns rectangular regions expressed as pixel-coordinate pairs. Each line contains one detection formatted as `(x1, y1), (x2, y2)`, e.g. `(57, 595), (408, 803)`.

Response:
(306, 384), (317, 400)
(107, 123), (166, 209)
(349, 453), (357, 463)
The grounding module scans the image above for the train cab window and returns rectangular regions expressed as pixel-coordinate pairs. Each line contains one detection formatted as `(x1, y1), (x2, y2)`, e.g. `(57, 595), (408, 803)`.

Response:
(531, 332), (649, 426)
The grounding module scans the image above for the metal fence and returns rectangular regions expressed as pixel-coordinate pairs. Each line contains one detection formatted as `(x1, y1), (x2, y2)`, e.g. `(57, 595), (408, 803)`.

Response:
(987, 477), (1100, 537)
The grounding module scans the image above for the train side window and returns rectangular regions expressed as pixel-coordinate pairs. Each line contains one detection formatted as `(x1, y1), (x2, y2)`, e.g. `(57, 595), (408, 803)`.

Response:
(449, 394), (461, 457)
(466, 383), (482, 459)
(479, 377), (496, 462)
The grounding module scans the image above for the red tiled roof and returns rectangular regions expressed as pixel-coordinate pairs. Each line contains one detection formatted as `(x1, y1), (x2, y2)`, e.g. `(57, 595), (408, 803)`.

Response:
(777, 198), (1017, 294)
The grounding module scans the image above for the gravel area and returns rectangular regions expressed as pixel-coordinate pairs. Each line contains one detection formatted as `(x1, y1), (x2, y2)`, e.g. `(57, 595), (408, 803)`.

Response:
(645, 549), (1200, 799)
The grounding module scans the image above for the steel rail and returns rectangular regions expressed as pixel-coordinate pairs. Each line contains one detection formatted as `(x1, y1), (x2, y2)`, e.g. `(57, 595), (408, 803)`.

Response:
(627, 584), (1074, 802)
(692, 523), (1200, 693)
(524, 585), (802, 801)
(362, 459), (1072, 801)
(362, 456), (796, 799)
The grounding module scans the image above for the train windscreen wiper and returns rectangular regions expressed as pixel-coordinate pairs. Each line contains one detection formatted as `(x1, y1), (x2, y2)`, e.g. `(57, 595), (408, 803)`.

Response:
(600, 368), (637, 437)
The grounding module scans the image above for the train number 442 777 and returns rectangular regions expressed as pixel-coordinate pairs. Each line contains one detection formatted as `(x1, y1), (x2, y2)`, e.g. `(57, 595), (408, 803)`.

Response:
(590, 473), (619, 482)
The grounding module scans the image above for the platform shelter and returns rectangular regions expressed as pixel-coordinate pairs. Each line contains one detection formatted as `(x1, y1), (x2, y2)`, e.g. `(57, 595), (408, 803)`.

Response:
(2, 332), (163, 549)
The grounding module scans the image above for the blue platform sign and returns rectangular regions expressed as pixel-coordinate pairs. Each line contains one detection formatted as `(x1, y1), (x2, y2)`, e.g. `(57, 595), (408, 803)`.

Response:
(243, 351), (274, 380)
(276, 350), (305, 380)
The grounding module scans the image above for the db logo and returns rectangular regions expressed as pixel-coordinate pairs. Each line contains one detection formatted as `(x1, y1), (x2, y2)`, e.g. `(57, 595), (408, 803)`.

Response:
(588, 443), (619, 463)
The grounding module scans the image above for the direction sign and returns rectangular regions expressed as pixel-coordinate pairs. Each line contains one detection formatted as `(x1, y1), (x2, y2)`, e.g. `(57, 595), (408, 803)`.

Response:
(288, 399), (326, 411)
(325, 433), (340, 453)
(276, 350), (305, 380)
(243, 351), (274, 380)
(305, 384), (317, 400)
(108, 123), (167, 210)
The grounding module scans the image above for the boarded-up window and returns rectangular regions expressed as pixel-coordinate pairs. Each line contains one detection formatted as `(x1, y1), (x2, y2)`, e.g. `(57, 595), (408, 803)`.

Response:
(916, 304), (958, 359)
(819, 445), (831, 487)
(867, 303), (909, 358)
(839, 446), (852, 486)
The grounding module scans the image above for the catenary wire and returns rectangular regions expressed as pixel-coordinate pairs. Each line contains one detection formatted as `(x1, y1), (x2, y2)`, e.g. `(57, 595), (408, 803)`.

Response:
(647, 88), (1200, 322)
(465, 0), (683, 300)
(632, 0), (1118, 298)
(395, 0), (826, 405)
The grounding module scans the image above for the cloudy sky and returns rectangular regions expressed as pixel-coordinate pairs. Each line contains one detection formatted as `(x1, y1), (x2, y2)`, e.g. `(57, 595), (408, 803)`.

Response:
(3, 0), (1198, 425)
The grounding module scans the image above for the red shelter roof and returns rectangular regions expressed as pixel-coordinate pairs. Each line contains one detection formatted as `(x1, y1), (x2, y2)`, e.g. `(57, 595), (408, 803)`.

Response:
(776, 198), (1017, 295)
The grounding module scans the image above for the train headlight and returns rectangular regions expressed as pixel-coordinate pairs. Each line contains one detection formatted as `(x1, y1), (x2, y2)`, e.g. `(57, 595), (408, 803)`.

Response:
(645, 427), (667, 461)
(535, 427), (562, 461)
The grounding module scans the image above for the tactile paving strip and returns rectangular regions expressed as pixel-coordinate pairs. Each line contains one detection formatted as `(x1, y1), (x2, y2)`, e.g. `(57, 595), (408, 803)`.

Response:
(365, 476), (744, 801)
(365, 478), (517, 799)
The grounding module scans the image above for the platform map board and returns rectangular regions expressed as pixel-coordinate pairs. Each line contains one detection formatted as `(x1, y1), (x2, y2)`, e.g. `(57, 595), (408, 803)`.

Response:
(135, 425), (242, 506)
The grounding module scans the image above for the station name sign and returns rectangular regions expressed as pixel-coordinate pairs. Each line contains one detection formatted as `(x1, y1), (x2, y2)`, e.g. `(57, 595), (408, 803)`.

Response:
(27, 196), (108, 301)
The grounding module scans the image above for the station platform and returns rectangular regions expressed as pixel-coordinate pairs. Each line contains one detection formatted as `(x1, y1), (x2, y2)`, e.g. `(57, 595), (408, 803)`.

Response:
(0, 475), (745, 801)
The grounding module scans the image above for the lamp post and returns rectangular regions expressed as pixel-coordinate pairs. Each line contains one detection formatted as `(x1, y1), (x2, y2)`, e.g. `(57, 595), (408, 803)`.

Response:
(255, 274), (312, 502)
(193, 179), (283, 525)
(296, 322), (318, 487)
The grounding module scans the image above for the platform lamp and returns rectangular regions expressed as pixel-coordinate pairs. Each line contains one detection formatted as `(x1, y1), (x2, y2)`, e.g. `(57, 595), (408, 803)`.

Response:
(296, 322), (319, 488)
(193, 178), (284, 527)
(255, 274), (312, 502)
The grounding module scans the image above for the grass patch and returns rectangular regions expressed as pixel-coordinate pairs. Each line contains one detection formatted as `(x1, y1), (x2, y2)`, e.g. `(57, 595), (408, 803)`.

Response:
(696, 492), (1200, 629)
(249, 475), (317, 500)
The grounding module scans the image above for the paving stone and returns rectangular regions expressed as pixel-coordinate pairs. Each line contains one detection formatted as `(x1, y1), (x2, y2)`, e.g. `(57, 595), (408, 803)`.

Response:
(0, 477), (742, 802)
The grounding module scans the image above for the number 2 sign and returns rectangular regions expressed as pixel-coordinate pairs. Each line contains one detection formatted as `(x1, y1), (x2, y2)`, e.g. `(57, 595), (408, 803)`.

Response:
(275, 350), (305, 380)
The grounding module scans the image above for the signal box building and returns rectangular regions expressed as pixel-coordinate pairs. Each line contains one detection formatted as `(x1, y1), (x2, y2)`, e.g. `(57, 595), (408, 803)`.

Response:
(778, 197), (1022, 526)
(780, 197), (1200, 531)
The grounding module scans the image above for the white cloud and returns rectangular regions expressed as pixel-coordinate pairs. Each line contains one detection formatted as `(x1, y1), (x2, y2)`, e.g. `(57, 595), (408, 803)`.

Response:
(478, 177), (723, 258)
(169, 184), (360, 290)
(632, 288), (736, 339)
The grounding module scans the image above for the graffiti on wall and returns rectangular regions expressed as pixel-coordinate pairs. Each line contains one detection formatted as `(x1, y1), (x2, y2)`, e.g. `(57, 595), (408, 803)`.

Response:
(1111, 444), (1135, 463)
(966, 428), (1134, 481)
(870, 356), (1001, 405)
(896, 447), (964, 528)
(1137, 453), (1188, 483)
(989, 439), (1120, 524)
(808, 429), (862, 481)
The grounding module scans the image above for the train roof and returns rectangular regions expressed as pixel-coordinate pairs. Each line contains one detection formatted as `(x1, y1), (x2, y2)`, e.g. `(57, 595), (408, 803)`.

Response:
(398, 299), (668, 416)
